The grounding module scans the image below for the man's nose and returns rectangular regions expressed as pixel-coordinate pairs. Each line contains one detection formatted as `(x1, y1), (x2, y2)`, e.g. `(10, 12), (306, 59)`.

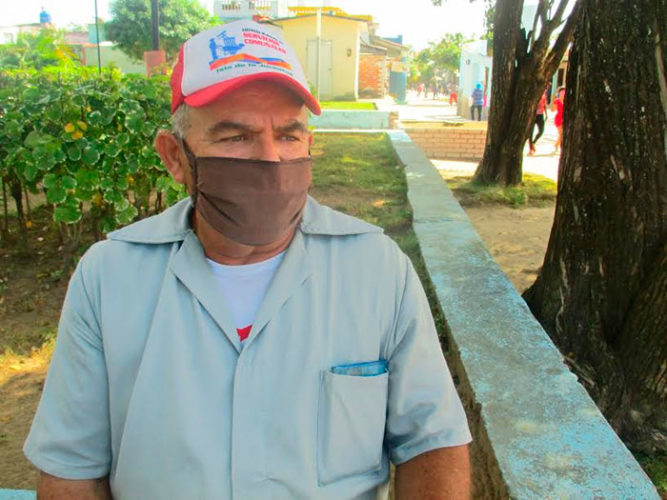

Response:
(253, 134), (281, 162)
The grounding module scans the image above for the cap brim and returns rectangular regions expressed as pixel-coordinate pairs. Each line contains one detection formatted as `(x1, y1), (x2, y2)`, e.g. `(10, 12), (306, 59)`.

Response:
(184, 72), (322, 115)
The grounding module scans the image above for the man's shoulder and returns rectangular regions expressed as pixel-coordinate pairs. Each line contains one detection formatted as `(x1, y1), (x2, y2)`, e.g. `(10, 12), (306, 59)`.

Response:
(300, 196), (383, 238)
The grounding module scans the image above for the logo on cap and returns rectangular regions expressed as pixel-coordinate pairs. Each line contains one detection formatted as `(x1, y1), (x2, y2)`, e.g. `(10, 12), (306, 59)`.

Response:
(208, 28), (292, 73)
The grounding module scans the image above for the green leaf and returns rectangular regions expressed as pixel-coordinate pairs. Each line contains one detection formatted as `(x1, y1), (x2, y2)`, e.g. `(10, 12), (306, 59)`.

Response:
(103, 189), (124, 204)
(53, 148), (67, 163)
(42, 173), (59, 189)
(5, 120), (22, 136)
(104, 143), (121, 158)
(54, 204), (82, 223)
(67, 144), (82, 161)
(102, 108), (116, 125)
(99, 215), (116, 234)
(87, 110), (104, 126)
(117, 133), (131, 146)
(142, 122), (156, 137)
(72, 94), (86, 106)
(100, 177), (115, 190)
(114, 197), (130, 211)
(125, 114), (143, 134)
(46, 185), (67, 204)
(61, 175), (77, 189)
(22, 164), (39, 182)
(81, 146), (100, 166)
(119, 99), (142, 114)
(75, 170), (100, 191)
(155, 176), (172, 191)
(116, 176), (129, 191)
(24, 130), (43, 148)
(115, 203), (138, 225)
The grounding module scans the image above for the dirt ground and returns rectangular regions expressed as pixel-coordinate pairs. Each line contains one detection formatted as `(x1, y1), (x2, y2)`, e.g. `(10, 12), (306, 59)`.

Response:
(0, 198), (554, 489)
(464, 205), (555, 294)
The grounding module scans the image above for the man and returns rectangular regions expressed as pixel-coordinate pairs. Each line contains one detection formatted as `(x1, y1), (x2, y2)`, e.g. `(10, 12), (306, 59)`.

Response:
(24, 20), (471, 499)
(470, 83), (484, 121)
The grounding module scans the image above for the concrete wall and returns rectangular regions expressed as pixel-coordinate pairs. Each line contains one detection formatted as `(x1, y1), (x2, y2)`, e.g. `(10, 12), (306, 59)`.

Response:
(387, 129), (659, 499)
(0, 489), (34, 499)
(404, 127), (487, 161)
(274, 16), (362, 100)
(310, 110), (393, 129)
(81, 44), (145, 74)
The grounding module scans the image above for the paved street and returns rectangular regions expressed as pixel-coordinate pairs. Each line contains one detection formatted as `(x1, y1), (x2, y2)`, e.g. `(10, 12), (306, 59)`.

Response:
(374, 90), (562, 182)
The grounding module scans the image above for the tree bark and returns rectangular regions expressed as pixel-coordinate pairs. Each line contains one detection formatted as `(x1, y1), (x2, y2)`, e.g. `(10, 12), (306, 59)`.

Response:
(524, 0), (667, 453)
(473, 0), (581, 186)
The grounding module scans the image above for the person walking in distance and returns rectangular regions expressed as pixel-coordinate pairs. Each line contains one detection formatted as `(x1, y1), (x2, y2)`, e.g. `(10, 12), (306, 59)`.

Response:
(471, 83), (484, 121)
(551, 86), (565, 154)
(528, 89), (548, 156)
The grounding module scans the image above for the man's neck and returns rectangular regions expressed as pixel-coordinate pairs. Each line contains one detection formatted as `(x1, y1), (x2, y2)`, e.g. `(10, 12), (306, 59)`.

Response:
(192, 210), (294, 265)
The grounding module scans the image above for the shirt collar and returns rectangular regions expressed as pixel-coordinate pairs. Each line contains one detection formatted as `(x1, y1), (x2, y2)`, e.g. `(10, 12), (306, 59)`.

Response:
(106, 195), (383, 244)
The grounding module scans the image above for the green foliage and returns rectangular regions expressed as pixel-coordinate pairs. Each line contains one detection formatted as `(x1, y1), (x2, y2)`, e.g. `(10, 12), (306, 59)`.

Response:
(0, 66), (185, 242)
(411, 33), (465, 85)
(0, 29), (79, 70)
(634, 452), (667, 496)
(105, 0), (218, 61)
(483, 1), (495, 51)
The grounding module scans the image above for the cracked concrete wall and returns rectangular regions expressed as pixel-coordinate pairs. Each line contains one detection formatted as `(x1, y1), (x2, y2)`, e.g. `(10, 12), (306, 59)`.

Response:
(387, 129), (659, 499)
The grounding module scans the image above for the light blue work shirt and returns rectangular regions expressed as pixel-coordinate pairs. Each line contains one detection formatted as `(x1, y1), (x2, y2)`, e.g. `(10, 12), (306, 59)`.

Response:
(24, 196), (471, 499)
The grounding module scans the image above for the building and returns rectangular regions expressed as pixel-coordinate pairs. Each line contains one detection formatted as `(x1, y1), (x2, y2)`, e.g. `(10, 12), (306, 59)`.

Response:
(458, 40), (492, 119)
(272, 12), (368, 100)
(0, 24), (42, 44)
(213, 0), (291, 22)
(211, 3), (407, 101)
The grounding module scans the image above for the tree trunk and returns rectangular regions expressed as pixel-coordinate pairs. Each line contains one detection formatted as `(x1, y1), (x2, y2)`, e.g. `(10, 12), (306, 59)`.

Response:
(473, 0), (581, 186)
(523, 0), (667, 453)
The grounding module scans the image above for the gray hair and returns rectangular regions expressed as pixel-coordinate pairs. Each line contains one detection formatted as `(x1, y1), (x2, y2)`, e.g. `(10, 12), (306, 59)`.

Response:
(172, 103), (191, 137)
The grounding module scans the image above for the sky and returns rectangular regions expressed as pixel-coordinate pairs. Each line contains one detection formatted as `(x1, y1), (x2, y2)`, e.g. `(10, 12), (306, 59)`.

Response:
(1, 0), (488, 50)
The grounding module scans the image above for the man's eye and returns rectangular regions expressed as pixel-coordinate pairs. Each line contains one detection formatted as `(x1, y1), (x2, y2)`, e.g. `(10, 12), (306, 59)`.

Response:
(280, 135), (299, 142)
(219, 135), (245, 142)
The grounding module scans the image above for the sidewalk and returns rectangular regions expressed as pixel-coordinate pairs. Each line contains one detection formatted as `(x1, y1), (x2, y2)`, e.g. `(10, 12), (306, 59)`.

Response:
(373, 91), (561, 182)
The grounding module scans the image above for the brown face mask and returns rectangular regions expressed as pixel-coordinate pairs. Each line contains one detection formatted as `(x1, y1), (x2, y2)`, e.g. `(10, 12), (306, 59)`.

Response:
(179, 138), (312, 246)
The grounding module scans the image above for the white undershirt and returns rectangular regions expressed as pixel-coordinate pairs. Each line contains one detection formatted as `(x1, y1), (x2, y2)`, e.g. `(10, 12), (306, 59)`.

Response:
(206, 251), (285, 341)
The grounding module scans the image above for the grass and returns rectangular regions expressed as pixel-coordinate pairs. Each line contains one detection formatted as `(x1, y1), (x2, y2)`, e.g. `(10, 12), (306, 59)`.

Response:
(445, 173), (557, 207)
(310, 133), (448, 341)
(634, 452), (667, 497)
(319, 101), (377, 110)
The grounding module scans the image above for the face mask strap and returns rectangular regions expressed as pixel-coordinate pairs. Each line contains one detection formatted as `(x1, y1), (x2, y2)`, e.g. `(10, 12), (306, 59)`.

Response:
(175, 134), (199, 205)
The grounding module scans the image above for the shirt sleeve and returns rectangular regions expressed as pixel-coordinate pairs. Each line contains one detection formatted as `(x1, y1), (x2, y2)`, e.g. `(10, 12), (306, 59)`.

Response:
(23, 253), (111, 479)
(384, 255), (472, 465)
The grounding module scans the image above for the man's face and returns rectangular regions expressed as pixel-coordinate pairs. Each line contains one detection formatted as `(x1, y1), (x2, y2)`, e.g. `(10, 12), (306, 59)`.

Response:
(183, 80), (312, 162)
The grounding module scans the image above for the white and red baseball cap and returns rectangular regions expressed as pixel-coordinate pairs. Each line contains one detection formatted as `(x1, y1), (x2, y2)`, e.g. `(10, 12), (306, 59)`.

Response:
(170, 20), (321, 115)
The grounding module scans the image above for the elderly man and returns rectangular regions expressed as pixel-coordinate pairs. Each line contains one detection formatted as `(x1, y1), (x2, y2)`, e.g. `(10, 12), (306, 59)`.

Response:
(24, 20), (471, 499)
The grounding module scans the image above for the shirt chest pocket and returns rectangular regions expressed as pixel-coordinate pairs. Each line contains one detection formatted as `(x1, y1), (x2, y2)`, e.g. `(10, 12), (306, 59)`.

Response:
(317, 367), (389, 485)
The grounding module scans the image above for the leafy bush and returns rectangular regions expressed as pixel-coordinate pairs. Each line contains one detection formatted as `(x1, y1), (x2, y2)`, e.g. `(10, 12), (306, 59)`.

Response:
(0, 65), (184, 248)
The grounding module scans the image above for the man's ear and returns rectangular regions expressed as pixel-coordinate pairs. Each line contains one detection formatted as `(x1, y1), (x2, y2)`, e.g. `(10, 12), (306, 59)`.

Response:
(155, 130), (189, 184)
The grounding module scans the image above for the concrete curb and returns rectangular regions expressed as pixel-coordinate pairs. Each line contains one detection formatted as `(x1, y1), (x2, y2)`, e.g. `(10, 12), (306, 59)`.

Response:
(386, 129), (659, 498)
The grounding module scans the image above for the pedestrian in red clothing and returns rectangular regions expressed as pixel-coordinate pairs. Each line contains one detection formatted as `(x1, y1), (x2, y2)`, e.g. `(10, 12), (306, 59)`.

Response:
(551, 87), (565, 154)
(528, 90), (548, 155)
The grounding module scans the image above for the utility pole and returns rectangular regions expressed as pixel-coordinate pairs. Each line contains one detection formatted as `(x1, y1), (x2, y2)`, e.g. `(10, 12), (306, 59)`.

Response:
(316, 7), (321, 100)
(151, 0), (160, 51)
(94, 0), (102, 75)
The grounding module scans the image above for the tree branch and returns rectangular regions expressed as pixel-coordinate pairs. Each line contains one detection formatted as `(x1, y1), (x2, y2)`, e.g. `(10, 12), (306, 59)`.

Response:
(544, 0), (583, 75)
(529, 1), (547, 51)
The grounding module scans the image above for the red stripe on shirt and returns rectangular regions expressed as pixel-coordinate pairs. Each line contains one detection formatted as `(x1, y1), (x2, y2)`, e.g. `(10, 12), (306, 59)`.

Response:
(237, 325), (252, 341)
